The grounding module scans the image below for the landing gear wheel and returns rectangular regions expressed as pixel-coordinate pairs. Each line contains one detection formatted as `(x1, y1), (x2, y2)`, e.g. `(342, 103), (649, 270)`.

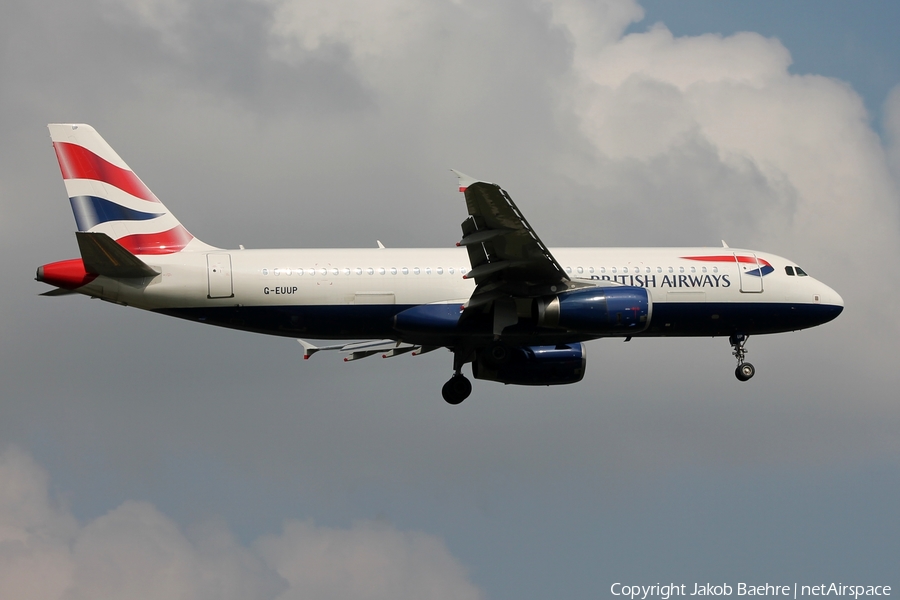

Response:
(481, 342), (509, 368)
(729, 334), (755, 382)
(442, 375), (472, 405)
(735, 362), (756, 382)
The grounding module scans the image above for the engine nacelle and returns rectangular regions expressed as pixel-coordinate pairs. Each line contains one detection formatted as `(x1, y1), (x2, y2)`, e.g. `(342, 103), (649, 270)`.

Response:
(473, 343), (586, 386)
(539, 286), (651, 335)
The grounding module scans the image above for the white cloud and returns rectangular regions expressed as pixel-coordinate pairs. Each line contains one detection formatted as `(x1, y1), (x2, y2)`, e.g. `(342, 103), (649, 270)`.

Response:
(256, 520), (483, 600)
(0, 448), (482, 600)
(549, 6), (900, 331)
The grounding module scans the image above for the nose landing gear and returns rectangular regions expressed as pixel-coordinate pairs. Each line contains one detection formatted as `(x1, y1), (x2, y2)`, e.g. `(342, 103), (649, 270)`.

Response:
(730, 334), (755, 381)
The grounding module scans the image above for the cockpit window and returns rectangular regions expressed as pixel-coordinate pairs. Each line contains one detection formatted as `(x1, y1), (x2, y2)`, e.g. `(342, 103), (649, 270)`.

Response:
(795, 266), (808, 276)
(785, 266), (795, 276)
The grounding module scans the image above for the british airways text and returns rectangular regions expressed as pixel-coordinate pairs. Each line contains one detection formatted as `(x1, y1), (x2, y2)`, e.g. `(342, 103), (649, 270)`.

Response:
(592, 274), (731, 288)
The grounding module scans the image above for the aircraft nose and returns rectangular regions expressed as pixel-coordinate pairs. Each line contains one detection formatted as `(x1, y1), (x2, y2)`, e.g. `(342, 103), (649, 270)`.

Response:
(818, 283), (844, 323)
(823, 283), (844, 309)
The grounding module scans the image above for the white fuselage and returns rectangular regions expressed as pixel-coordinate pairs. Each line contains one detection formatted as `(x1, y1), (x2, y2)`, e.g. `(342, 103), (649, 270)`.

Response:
(70, 245), (842, 342)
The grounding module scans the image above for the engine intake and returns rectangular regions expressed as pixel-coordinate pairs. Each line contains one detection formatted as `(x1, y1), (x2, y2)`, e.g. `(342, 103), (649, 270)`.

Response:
(539, 286), (651, 335)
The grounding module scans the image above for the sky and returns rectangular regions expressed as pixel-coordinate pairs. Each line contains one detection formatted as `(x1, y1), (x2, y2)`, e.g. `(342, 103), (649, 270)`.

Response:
(1, 0), (899, 598)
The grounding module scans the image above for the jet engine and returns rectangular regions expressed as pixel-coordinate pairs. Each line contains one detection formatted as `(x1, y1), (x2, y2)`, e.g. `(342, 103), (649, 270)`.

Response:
(472, 343), (586, 386)
(538, 286), (651, 334)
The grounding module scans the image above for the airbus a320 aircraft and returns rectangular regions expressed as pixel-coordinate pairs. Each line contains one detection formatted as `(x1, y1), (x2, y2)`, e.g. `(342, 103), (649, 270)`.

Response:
(37, 124), (843, 404)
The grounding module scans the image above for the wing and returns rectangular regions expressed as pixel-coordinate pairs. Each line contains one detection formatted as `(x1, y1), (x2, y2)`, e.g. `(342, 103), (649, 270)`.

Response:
(453, 171), (576, 305)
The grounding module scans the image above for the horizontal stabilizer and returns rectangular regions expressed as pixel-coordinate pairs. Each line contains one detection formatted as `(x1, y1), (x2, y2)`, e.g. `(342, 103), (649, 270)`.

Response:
(39, 287), (78, 297)
(75, 231), (159, 278)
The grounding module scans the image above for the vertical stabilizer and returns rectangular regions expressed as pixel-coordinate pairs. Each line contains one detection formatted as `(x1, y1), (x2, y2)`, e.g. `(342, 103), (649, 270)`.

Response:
(48, 123), (212, 254)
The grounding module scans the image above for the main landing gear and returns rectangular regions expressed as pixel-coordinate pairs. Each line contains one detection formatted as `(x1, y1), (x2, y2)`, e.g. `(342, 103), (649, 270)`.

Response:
(730, 333), (755, 382)
(442, 349), (473, 405)
(442, 374), (472, 404)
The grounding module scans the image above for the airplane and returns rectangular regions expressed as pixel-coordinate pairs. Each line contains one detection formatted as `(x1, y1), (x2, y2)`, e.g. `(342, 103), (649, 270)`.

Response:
(36, 124), (844, 404)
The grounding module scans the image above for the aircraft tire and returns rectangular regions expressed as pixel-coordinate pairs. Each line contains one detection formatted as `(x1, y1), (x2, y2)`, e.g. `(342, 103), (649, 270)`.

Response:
(442, 375), (472, 405)
(735, 363), (755, 382)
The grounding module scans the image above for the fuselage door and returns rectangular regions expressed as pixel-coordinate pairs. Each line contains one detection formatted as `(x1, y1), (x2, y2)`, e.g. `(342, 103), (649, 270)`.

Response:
(735, 253), (763, 293)
(207, 253), (234, 299)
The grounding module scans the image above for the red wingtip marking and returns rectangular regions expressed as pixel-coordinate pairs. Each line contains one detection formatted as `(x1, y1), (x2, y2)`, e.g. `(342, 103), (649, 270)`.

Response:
(459, 186), (467, 192)
(303, 355), (310, 360)
(343, 357), (349, 362)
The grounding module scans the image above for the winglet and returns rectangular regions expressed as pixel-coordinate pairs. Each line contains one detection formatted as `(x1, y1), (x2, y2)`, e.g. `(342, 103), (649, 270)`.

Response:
(451, 169), (481, 193)
(297, 339), (319, 359)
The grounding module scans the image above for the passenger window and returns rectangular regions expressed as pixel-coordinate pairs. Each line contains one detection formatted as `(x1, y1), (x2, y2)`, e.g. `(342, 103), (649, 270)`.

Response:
(414, 267), (420, 275)
(612, 267), (617, 274)
(378, 267), (385, 275)
(623, 267), (629, 274)
(262, 268), (268, 275)
(701, 267), (707, 273)
(785, 266), (795, 276)
(656, 266), (662, 273)
(461, 268), (468, 275)
(577, 267), (583, 274)
(437, 267), (443, 275)
(425, 267), (431, 275)
(401, 267), (408, 275)
(273, 268), (280, 276)
(342, 268), (350, 275)
(449, 267), (455, 274)
(297, 268), (304, 276)
(367, 268), (374, 275)
(679, 266), (684, 273)
(668, 267), (674, 273)
(390, 267), (397, 275)
(565, 267), (572, 274)
(690, 267), (696, 273)
(355, 268), (362, 275)
(589, 267), (595, 274)
(331, 268), (339, 276)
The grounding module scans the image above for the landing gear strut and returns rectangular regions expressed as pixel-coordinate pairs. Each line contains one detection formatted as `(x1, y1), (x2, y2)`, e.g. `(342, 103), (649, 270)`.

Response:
(729, 334), (755, 382)
(442, 349), (473, 405)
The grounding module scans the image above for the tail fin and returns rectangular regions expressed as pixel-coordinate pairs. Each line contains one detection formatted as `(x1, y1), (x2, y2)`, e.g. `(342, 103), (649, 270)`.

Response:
(48, 123), (212, 254)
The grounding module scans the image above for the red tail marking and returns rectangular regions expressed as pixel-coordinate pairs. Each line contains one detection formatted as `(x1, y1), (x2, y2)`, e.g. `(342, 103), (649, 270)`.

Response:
(53, 142), (159, 203)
